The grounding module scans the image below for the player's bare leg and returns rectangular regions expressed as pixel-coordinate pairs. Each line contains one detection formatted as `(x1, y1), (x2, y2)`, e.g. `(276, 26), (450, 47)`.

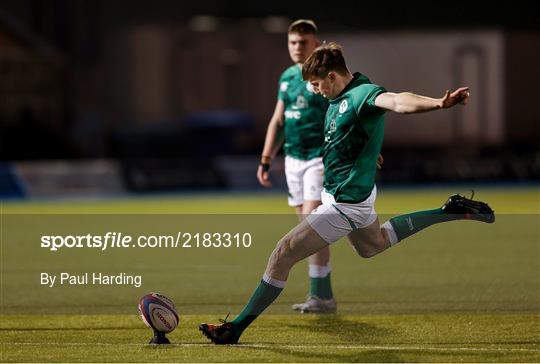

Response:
(302, 200), (328, 266)
(265, 219), (330, 281)
(347, 217), (391, 258)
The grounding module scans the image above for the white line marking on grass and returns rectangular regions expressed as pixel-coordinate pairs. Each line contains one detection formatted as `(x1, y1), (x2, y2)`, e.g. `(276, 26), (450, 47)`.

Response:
(3, 342), (539, 353)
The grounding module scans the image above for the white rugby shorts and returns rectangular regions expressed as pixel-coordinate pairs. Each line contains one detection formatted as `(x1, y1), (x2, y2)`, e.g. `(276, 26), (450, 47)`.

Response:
(284, 155), (324, 206)
(306, 186), (378, 244)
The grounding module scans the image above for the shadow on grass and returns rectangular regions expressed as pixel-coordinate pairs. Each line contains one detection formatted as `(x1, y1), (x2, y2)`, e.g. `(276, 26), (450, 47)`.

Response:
(238, 346), (404, 362)
(241, 346), (540, 363)
(236, 315), (402, 362)
(283, 314), (391, 343)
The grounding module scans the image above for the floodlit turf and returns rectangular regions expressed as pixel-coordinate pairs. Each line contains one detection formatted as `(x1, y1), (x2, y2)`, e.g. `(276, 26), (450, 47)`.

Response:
(1, 186), (539, 362)
(1, 314), (539, 362)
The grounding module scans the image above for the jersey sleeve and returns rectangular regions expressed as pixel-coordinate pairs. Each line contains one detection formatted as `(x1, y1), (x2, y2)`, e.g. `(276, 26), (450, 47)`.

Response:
(353, 84), (387, 114)
(365, 84), (386, 109)
(277, 74), (288, 101)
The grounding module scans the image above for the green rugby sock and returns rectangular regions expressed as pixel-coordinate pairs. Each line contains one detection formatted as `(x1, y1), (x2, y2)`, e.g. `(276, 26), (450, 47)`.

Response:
(387, 208), (458, 243)
(232, 277), (284, 335)
(310, 273), (334, 299)
(308, 264), (334, 300)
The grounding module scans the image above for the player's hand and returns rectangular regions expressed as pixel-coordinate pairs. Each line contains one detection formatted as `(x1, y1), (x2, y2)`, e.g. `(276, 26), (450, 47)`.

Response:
(441, 87), (469, 108)
(376, 154), (384, 170)
(257, 163), (272, 188)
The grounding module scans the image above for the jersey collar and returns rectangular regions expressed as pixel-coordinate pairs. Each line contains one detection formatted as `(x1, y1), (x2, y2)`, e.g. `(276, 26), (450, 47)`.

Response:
(330, 72), (370, 103)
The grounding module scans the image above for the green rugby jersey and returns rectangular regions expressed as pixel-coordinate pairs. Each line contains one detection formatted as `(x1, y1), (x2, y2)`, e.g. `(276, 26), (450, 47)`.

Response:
(323, 72), (387, 203)
(278, 64), (328, 160)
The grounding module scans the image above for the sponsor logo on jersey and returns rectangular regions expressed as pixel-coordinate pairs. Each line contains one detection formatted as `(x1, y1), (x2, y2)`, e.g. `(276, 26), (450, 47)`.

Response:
(339, 100), (348, 113)
(285, 110), (301, 119)
(280, 82), (289, 92)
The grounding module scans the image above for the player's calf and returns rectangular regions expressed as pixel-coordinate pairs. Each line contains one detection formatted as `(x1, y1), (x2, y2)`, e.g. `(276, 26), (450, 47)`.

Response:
(347, 219), (391, 258)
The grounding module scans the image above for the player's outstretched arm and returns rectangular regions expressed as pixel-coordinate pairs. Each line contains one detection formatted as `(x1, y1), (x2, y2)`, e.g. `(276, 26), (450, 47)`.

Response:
(257, 100), (286, 188)
(374, 87), (469, 114)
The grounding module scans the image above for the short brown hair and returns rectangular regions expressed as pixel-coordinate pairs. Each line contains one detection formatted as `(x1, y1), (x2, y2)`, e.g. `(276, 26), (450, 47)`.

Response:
(288, 19), (317, 34)
(302, 42), (348, 80)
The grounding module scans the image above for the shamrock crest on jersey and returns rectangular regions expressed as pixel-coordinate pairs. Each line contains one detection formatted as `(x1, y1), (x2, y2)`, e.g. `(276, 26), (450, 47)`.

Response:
(339, 100), (348, 113)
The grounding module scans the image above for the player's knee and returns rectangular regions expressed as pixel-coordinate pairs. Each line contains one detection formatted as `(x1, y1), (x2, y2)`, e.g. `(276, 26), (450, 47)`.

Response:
(269, 237), (295, 268)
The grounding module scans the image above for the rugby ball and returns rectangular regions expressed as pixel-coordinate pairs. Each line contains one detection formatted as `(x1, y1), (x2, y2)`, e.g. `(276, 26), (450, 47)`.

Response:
(138, 293), (179, 333)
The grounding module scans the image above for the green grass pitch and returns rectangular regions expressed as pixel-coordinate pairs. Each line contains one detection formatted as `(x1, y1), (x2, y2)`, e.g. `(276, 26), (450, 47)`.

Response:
(1, 186), (539, 362)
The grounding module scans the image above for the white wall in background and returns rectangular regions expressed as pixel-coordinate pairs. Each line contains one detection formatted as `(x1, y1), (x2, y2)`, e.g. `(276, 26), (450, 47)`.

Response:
(324, 31), (504, 146)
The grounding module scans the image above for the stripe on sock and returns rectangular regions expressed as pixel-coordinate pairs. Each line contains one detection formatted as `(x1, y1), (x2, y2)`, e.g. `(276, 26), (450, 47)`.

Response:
(262, 273), (286, 288)
(308, 264), (331, 278)
(382, 221), (399, 245)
